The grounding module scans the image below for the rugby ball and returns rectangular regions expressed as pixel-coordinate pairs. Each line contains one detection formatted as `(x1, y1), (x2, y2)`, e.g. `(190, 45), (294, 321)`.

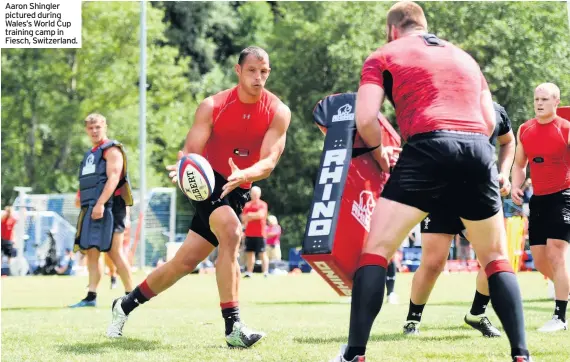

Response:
(177, 154), (215, 201)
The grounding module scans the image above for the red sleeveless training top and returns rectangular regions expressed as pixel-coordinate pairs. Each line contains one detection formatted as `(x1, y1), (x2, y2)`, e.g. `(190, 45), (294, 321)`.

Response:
(203, 86), (280, 189)
(519, 116), (570, 195)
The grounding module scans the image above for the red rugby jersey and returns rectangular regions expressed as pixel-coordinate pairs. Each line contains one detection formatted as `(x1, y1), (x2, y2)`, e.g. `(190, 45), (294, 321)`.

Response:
(519, 116), (570, 195)
(203, 86), (280, 189)
(360, 34), (489, 140)
(243, 200), (268, 237)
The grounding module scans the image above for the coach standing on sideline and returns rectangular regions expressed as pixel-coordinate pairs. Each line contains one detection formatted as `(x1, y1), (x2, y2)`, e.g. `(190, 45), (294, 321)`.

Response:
(242, 186), (269, 278)
(512, 83), (569, 333)
(330, 2), (530, 361)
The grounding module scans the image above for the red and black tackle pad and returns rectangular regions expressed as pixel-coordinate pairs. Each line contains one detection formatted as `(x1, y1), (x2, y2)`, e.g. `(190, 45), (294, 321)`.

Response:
(301, 93), (401, 296)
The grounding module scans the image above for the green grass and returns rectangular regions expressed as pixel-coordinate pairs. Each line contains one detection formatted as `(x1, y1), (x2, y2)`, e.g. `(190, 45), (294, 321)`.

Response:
(1, 271), (567, 362)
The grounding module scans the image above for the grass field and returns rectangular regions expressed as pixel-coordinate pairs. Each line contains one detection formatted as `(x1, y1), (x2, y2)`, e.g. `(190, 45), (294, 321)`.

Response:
(1, 271), (567, 362)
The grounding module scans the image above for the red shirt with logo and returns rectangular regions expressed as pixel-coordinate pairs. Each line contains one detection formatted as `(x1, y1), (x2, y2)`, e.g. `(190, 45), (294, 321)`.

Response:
(243, 200), (268, 237)
(360, 34), (489, 140)
(519, 116), (570, 195)
(203, 87), (281, 189)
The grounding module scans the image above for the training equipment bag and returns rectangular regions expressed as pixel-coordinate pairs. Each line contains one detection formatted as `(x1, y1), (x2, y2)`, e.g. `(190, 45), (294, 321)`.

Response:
(302, 93), (401, 296)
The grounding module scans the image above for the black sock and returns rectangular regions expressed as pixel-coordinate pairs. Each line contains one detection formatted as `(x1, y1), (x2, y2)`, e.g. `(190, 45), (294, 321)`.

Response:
(470, 290), (491, 316)
(84, 291), (97, 302)
(386, 261), (396, 295)
(222, 306), (240, 335)
(406, 300), (425, 322)
(554, 300), (568, 322)
(111, 276), (117, 283)
(344, 265), (386, 360)
(487, 268), (528, 358)
(121, 286), (150, 315)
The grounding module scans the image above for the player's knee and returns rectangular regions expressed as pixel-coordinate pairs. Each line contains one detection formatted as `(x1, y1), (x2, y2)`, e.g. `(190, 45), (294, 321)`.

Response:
(216, 225), (242, 252)
(533, 256), (549, 274)
(171, 255), (200, 274)
(168, 246), (201, 273)
(546, 242), (566, 265)
(86, 249), (100, 263)
(422, 257), (446, 276)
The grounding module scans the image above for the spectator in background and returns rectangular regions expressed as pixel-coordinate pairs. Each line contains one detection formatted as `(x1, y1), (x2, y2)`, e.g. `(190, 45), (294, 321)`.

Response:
(522, 178), (533, 217)
(55, 248), (76, 276)
(456, 233), (472, 266)
(242, 186), (269, 278)
(266, 215), (282, 261)
(1, 206), (18, 264)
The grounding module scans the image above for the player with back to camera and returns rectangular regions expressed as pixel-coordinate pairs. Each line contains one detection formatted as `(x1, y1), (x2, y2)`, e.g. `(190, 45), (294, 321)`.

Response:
(331, 2), (530, 361)
(402, 101), (516, 337)
(107, 46), (292, 348)
(511, 83), (570, 333)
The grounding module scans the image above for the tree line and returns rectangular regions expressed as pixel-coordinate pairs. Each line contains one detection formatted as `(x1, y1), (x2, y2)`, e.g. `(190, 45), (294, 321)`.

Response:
(2, 1), (569, 255)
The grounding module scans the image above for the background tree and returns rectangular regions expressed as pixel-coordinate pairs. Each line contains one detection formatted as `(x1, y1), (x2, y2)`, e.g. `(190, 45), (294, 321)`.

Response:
(2, 1), (569, 258)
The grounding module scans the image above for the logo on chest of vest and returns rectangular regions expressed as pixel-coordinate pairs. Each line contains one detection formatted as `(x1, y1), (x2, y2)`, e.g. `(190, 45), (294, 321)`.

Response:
(82, 154), (96, 175)
(533, 156), (544, 163)
(233, 148), (250, 157)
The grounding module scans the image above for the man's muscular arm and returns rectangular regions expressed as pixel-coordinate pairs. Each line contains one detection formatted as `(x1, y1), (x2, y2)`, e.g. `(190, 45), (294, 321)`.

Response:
(221, 103), (291, 198)
(479, 72), (496, 137)
(247, 205), (267, 221)
(496, 130), (516, 196)
(92, 147), (123, 219)
(182, 98), (214, 155)
(355, 84), (401, 172)
(511, 127), (529, 205)
(497, 131), (516, 176)
(242, 103), (291, 182)
(167, 98), (214, 183)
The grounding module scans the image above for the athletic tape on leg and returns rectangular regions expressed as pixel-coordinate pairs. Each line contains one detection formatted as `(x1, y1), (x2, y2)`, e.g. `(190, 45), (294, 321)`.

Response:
(358, 253), (388, 269)
(485, 259), (514, 278)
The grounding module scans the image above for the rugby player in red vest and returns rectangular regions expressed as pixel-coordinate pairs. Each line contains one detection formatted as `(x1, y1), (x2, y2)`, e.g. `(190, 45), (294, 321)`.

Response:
(331, 2), (530, 361)
(107, 46), (291, 348)
(512, 82), (569, 333)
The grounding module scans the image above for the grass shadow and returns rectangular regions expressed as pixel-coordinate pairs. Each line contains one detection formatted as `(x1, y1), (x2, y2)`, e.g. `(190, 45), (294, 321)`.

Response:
(57, 338), (164, 355)
(523, 297), (553, 303)
(295, 333), (471, 344)
(422, 325), (476, 332)
(427, 301), (471, 307)
(522, 306), (555, 313)
(254, 301), (342, 306)
(1, 306), (69, 312)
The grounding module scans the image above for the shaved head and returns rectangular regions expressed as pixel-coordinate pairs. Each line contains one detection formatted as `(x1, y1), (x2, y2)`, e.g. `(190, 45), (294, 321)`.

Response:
(535, 83), (560, 100)
(251, 186), (261, 200)
(534, 82), (561, 121)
